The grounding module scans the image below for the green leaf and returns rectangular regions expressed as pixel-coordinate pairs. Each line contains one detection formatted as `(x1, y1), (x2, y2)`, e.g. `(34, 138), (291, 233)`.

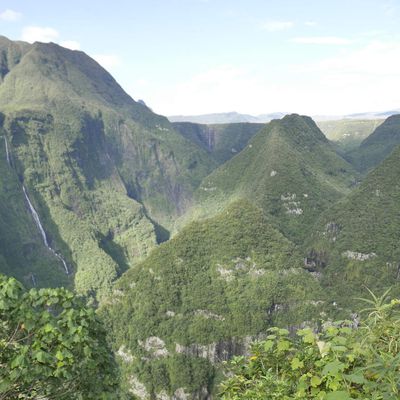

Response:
(310, 375), (322, 387)
(35, 350), (47, 363)
(325, 391), (352, 400)
(291, 357), (304, 370)
(263, 340), (274, 352)
(322, 360), (345, 376)
(277, 340), (290, 352)
(344, 373), (366, 384)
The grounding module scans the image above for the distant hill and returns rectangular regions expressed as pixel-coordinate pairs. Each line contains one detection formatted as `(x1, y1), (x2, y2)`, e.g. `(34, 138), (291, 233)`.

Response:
(179, 114), (358, 243)
(172, 122), (265, 164)
(345, 114), (400, 172)
(317, 119), (384, 152)
(168, 110), (400, 125)
(168, 111), (286, 124)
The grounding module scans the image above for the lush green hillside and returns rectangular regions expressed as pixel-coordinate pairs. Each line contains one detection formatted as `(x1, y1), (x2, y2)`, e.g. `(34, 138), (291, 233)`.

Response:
(101, 200), (322, 398)
(305, 144), (400, 310)
(344, 114), (400, 172)
(0, 37), (216, 297)
(180, 114), (358, 244)
(316, 118), (383, 152)
(0, 131), (70, 288)
(172, 122), (265, 164)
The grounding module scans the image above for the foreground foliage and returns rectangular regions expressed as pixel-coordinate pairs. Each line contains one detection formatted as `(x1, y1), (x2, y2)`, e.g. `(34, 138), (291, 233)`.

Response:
(0, 274), (118, 399)
(220, 289), (400, 399)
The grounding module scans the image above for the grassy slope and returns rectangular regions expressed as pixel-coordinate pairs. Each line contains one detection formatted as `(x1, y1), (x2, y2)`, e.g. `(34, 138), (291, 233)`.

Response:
(344, 114), (400, 172)
(101, 200), (322, 397)
(180, 114), (358, 244)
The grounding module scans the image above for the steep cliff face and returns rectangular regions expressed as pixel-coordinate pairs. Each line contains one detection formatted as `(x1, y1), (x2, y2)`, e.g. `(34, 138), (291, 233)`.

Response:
(0, 130), (70, 288)
(0, 37), (216, 295)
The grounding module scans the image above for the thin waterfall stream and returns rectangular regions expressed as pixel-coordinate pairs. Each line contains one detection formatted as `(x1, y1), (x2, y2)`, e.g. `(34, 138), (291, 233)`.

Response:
(4, 136), (10, 166)
(22, 186), (69, 275)
(4, 135), (69, 275)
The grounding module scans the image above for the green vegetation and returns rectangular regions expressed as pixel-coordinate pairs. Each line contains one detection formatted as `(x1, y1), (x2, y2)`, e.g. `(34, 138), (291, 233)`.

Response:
(2, 35), (400, 399)
(344, 114), (400, 172)
(220, 290), (400, 399)
(0, 274), (118, 399)
(101, 200), (322, 397)
(180, 114), (357, 243)
(0, 37), (216, 297)
(317, 119), (383, 152)
(305, 143), (400, 311)
(0, 129), (69, 288)
(172, 122), (265, 164)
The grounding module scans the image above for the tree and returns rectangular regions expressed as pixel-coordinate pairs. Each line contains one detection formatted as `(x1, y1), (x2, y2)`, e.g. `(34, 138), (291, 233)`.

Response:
(219, 289), (400, 399)
(0, 274), (118, 399)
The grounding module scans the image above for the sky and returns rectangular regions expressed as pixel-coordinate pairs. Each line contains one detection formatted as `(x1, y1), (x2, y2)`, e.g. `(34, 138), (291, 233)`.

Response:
(1, 0), (400, 116)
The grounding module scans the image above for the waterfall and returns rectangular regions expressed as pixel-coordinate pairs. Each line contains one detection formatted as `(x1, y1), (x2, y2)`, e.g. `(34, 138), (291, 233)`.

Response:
(4, 136), (10, 166)
(22, 186), (69, 275)
(23, 186), (49, 247)
(31, 274), (37, 287)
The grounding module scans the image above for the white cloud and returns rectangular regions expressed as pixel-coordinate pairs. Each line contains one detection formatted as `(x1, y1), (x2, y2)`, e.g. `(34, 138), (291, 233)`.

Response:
(93, 54), (121, 70)
(21, 26), (59, 43)
(285, 40), (400, 114)
(291, 36), (352, 45)
(60, 40), (81, 50)
(261, 20), (294, 32)
(148, 65), (267, 115)
(0, 9), (22, 22)
(304, 21), (317, 26)
(148, 39), (400, 117)
(309, 40), (400, 76)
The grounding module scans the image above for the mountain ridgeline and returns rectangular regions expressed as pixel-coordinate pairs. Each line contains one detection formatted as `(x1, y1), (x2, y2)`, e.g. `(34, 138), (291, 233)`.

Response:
(179, 114), (358, 243)
(1, 35), (400, 400)
(0, 36), (216, 296)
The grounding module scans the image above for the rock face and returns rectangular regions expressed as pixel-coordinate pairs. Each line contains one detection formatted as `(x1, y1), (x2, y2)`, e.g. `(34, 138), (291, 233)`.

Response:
(342, 250), (377, 261)
(175, 335), (262, 364)
(139, 336), (169, 358)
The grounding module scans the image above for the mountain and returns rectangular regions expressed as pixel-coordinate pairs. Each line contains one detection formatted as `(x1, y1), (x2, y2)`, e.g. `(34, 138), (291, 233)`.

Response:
(180, 114), (358, 243)
(100, 200), (322, 398)
(305, 143), (400, 310)
(317, 119), (384, 152)
(168, 111), (286, 124)
(344, 114), (400, 172)
(172, 122), (265, 164)
(0, 36), (216, 296)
